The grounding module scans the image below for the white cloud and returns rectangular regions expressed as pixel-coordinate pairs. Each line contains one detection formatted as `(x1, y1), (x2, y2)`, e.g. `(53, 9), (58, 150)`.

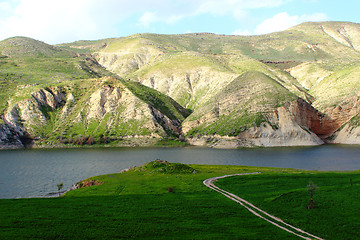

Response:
(241, 0), (289, 9)
(135, 0), (290, 31)
(138, 11), (185, 28)
(0, 1), (12, 14)
(136, 0), (291, 29)
(254, 12), (299, 34)
(232, 29), (252, 35)
(254, 12), (329, 35)
(139, 12), (160, 28)
(233, 9), (249, 21)
(0, 0), (294, 44)
(195, 0), (288, 16)
(301, 12), (329, 22)
(0, 0), (134, 43)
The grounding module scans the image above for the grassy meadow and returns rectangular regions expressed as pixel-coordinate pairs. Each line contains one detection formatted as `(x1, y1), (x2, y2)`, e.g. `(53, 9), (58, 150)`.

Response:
(1, 161), (359, 239)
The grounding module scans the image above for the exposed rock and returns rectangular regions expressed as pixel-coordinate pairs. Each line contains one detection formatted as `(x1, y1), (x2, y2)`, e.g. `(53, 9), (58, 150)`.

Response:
(281, 98), (322, 135)
(32, 87), (65, 109)
(330, 124), (360, 144)
(149, 106), (183, 138)
(0, 123), (24, 149)
(85, 82), (175, 136)
(187, 99), (324, 148)
(87, 85), (121, 120)
(236, 99), (323, 147)
(187, 135), (239, 148)
(61, 93), (75, 119)
(4, 87), (66, 132)
(318, 96), (360, 138)
(1, 87), (66, 149)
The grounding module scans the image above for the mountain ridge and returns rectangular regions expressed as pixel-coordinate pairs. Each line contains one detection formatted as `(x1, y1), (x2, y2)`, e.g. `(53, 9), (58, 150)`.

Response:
(1, 21), (360, 149)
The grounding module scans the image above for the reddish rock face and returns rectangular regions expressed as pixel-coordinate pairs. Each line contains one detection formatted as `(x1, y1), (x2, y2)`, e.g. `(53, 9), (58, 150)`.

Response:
(285, 97), (360, 139)
(284, 98), (322, 135)
(318, 96), (360, 138)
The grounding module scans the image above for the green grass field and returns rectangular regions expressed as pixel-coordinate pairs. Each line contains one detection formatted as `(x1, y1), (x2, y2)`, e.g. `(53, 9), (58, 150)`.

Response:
(0, 161), (359, 239)
(217, 171), (360, 240)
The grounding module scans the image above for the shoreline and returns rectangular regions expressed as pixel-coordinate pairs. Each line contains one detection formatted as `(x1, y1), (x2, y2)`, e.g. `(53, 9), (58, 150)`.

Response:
(1, 163), (358, 200)
(2, 140), (358, 151)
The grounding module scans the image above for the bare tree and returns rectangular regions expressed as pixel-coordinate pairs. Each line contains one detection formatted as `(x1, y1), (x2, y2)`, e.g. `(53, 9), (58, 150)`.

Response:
(307, 181), (318, 209)
(57, 182), (64, 197)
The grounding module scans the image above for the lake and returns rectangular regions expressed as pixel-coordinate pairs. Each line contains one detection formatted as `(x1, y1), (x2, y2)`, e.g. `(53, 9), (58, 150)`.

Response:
(1, 145), (360, 199)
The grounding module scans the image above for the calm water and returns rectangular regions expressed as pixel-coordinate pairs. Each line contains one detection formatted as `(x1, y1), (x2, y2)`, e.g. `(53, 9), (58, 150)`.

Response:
(1, 145), (360, 199)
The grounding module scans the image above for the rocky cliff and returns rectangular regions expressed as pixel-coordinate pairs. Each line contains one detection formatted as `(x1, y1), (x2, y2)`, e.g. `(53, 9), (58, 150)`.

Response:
(0, 120), (27, 149)
(186, 98), (324, 148)
(1, 77), (188, 148)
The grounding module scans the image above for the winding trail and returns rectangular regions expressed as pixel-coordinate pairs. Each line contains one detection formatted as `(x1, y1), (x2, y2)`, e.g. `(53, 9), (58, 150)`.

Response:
(203, 173), (324, 240)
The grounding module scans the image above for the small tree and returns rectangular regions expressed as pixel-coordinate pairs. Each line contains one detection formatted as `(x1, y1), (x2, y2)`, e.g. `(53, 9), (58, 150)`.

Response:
(307, 181), (318, 209)
(57, 182), (64, 197)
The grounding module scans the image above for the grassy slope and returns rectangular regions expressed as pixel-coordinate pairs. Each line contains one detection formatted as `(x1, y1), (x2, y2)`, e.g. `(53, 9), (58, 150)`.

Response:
(311, 63), (360, 109)
(0, 37), (109, 115)
(0, 37), (191, 143)
(289, 61), (360, 110)
(120, 79), (191, 122)
(184, 71), (298, 136)
(217, 171), (360, 240)
(129, 51), (238, 109)
(1, 162), (359, 239)
(285, 22), (360, 110)
(120, 22), (359, 62)
(31, 77), (191, 144)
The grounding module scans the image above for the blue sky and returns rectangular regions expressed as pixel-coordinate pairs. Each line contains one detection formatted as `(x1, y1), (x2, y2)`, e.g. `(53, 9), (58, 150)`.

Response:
(0, 0), (359, 44)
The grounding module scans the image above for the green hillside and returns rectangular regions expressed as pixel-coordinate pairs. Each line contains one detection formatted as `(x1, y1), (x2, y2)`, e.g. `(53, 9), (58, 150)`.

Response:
(0, 37), (110, 115)
(184, 71), (298, 136)
(1, 21), (360, 148)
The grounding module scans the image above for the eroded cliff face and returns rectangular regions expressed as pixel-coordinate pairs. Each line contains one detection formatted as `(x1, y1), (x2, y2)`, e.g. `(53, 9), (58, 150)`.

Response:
(187, 98), (324, 148)
(0, 121), (26, 149)
(2, 81), (359, 149)
(214, 96), (360, 148)
(237, 99), (324, 147)
(4, 87), (66, 134)
(330, 124), (360, 144)
(1, 78), (188, 148)
(83, 82), (181, 138)
(87, 85), (122, 120)
(319, 96), (360, 139)
(193, 96), (360, 148)
(0, 87), (66, 148)
(320, 96), (360, 144)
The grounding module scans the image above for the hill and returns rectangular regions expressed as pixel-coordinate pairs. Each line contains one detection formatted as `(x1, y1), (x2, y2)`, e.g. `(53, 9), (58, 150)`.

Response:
(1, 21), (360, 148)
(0, 37), (74, 58)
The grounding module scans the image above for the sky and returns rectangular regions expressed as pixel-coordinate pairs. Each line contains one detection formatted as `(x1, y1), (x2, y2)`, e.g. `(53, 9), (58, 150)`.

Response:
(0, 0), (359, 44)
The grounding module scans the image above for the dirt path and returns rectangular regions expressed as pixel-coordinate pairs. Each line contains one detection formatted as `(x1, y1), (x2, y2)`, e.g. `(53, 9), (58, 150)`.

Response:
(203, 173), (324, 240)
